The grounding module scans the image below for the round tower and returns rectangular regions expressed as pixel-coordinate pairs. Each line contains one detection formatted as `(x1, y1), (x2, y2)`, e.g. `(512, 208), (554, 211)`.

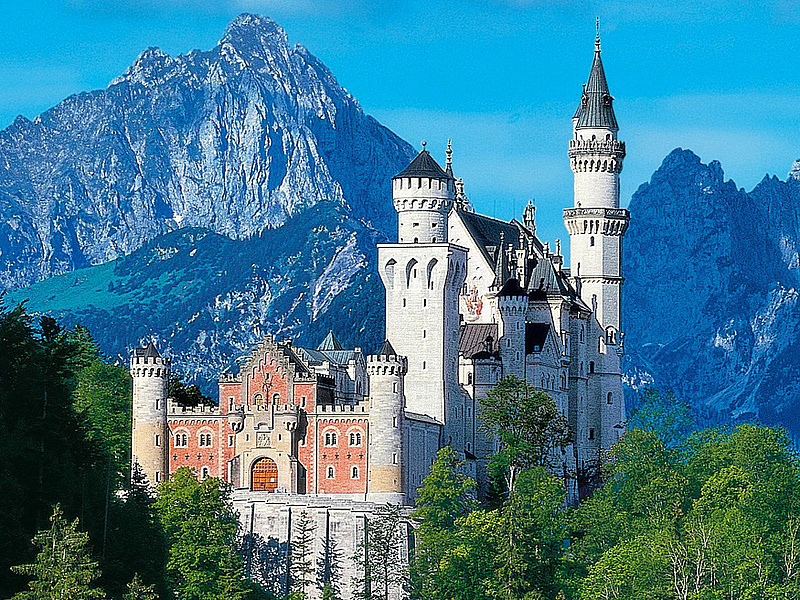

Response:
(366, 340), (407, 504)
(130, 342), (170, 487)
(392, 144), (454, 244)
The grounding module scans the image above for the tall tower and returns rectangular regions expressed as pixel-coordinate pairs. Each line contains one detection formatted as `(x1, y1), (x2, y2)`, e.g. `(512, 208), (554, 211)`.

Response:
(563, 29), (629, 456)
(378, 147), (467, 449)
(366, 340), (407, 504)
(130, 342), (170, 487)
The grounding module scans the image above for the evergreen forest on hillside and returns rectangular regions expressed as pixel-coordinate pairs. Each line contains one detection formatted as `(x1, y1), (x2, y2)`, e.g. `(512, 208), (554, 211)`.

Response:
(2, 300), (800, 600)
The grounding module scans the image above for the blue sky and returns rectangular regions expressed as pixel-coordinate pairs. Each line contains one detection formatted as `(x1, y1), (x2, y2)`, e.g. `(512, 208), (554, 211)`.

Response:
(2, 0), (799, 246)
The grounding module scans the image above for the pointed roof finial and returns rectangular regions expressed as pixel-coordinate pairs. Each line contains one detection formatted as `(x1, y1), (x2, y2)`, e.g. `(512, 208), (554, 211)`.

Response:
(445, 138), (453, 176)
(421, 140), (427, 150)
(595, 17), (601, 52)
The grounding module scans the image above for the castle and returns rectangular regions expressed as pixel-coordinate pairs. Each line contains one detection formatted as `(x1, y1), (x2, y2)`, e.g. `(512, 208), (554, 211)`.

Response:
(130, 32), (627, 592)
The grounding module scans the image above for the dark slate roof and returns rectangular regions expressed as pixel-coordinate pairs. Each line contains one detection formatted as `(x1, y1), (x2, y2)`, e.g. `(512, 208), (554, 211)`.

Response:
(497, 278), (526, 297)
(573, 43), (618, 130)
(458, 211), (525, 266)
(525, 323), (551, 354)
(296, 346), (361, 367)
(394, 150), (452, 180)
(134, 341), (160, 358)
(459, 323), (499, 358)
(317, 331), (344, 351)
(378, 339), (397, 357)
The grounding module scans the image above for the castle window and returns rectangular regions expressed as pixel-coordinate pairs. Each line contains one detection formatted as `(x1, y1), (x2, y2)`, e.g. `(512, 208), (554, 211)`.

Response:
(607, 392), (613, 405)
(324, 431), (338, 446)
(272, 393), (281, 404)
(423, 299), (427, 307)
(155, 434), (161, 447)
(432, 237), (437, 243)
(422, 361), (426, 370)
(423, 330), (426, 339)
(589, 361), (595, 373)
(201, 467), (210, 480)
(199, 432), (212, 447)
(155, 399), (162, 410)
(229, 398), (234, 411)
(301, 396), (307, 406)
(349, 432), (362, 446)
(229, 435), (234, 447)
(175, 432), (188, 447)
(392, 382), (398, 393)
(327, 466), (335, 479)
(392, 416), (398, 428)
(413, 222), (419, 227)
(580, 325), (585, 342)
(589, 429), (595, 440)
(155, 471), (160, 483)
(403, 298), (407, 308)
(351, 466), (360, 479)
(253, 393), (263, 406)
(392, 453), (398, 465)
(467, 372), (473, 385)
(414, 238), (419, 243)
(590, 236), (595, 247)
(561, 373), (567, 388)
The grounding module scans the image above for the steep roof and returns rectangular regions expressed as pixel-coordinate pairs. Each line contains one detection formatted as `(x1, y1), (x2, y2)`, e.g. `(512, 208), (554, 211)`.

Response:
(573, 38), (618, 130)
(134, 341), (161, 358)
(525, 323), (550, 354)
(394, 150), (452, 180)
(459, 323), (499, 358)
(317, 330), (344, 351)
(378, 339), (397, 357)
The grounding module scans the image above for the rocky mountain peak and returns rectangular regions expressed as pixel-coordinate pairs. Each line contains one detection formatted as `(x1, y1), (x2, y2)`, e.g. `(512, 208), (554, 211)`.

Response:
(789, 158), (800, 182)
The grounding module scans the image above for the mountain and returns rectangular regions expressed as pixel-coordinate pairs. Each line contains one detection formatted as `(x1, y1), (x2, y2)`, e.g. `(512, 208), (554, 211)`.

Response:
(624, 149), (800, 433)
(0, 13), (414, 290)
(5, 203), (385, 386)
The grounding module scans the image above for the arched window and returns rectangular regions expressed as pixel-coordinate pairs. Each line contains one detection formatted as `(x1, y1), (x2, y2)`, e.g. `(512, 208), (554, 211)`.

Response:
(589, 361), (595, 374)
(272, 393), (281, 404)
(351, 466), (359, 479)
(384, 259), (396, 290)
(467, 372), (473, 385)
(199, 432), (212, 447)
(327, 466), (335, 479)
(175, 432), (188, 447)
(561, 373), (567, 389)
(324, 431), (338, 447)
(607, 392), (613, 405)
(253, 393), (263, 406)
(251, 457), (278, 492)
(201, 467), (210, 480)
(349, 432), (362, 447)
(590, 236), (595, 247)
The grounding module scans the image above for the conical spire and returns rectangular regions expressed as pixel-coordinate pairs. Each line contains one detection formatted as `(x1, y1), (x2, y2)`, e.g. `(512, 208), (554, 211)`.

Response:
(378, 339), (397, 357)
(573, 22), (618, 130)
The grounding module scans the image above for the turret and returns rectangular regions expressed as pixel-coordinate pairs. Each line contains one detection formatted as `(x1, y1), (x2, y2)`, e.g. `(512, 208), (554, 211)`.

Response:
(130, 342), (170, 487)
(392, 143), (454, 244)
(366, 341), (407, 504)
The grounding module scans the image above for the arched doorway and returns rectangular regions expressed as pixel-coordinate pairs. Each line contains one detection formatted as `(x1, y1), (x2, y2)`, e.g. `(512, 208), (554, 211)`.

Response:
(251, 457), (278, 492)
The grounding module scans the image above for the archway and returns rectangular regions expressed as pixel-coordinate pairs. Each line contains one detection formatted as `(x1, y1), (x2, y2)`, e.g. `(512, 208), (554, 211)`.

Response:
(251, 457), (278, 492)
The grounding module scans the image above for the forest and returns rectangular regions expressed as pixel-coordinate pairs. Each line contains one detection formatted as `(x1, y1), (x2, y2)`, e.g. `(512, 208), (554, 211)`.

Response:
(2, 299), (799, 600)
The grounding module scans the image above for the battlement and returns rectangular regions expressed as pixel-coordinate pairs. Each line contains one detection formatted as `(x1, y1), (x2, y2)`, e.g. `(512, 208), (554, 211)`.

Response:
(366, 353), (408, 376)
(130, 360), (170, 379)
(568, 138), (625, 157)
(219, 372), (242, 384)
(563, 208), (630, 237)
(167, 400), (222, 416)
(316, 402), (369, 414)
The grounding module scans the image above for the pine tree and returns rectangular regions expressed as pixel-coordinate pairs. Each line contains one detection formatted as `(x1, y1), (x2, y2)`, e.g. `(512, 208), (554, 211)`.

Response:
(364, 505), (408, 600)
(290, 511), (317, 600)
(10, 505), (105, 600)
(317, 532), (344, 599)
(123, 573), (158, 600)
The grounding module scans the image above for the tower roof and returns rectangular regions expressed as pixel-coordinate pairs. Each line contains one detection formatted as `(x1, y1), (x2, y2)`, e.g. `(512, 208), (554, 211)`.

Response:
(134, 341), (161, 358)
(378, 339), (397, 357)
(394, 150), (452, 180)
(573, 33), (618, 130)
(317, 330), (344, 351)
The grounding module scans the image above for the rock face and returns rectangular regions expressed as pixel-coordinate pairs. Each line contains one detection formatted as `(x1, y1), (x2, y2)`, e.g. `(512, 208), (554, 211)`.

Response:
(624, 149), (800, 434)
(0, 13), (414, 290)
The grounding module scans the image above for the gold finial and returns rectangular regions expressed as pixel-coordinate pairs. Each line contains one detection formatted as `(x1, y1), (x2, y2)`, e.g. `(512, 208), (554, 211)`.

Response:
(421, 140), (427, 150)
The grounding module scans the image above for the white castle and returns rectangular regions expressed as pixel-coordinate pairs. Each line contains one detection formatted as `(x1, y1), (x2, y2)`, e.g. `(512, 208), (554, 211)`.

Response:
(130, 32), (628, 596)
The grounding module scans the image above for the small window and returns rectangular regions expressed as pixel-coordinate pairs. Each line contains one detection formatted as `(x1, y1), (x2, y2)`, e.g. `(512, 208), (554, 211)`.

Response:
(414, 238), (419, 243)
(589, 428), (595, 440)
(325, 432), (338, 446)
(349, 432), (362, 446)
(589, 361), (595, 374)
(201, 467), (210, 480)
(392, 382), (398, 393)
(423, 299), (427, 307)
(155, 434), (161, 447)
(432, 237), (437, 243)
(423, 330), (426, 339)
(403, 298), (407, 308)
(155, 471), (160, 483)
(175, 433), (188, 448)
(199, 433), (212, 447)
(301, 396), (307, 407)
(607, 392), (613, 405)
(422, 361), (426, 370)
(229, 435), (234, 446)
(590, 236), (595, 247)
(392, 453), (398, 465)
(392, 416), (398, 428)
(327, 466), (335, 479)
(351, 466), (359, 479)
(155, 399), (162, 410)
(467, 372), (473, 385)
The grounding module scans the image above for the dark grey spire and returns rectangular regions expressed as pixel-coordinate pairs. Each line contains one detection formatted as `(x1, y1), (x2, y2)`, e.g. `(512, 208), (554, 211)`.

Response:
(318, 330), (344, 351)
(378, 339), (397, 357)
(573, 27), (618, 131)
(394, 148), (452, 180)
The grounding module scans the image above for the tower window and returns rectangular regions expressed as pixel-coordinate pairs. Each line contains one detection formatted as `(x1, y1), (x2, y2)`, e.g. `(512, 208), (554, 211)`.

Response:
(201, 467), (210, 480)
(324, 432), (338, 446)
(392, 416), (398, 428)
(155, 471), (160, 483)
(422, 361), (426, 370)
(423, 299), (427, 307)
(403, 298), (407, 307)
(423, 330), (426, 339)
(392, 382), (398, 393)
(351, 466), (360, 479)
(432, 237), (437, 243)
(392, 453), (398, 465)
(327, 466), (335, 479)
(590, 236), (595, 246)
(155, 434), (161, 447)
(414, 238), (419, 243)
(607, 392), (613, 404)
(589, 428), (595, 440)
(229, 435), (234, 446)
(589, 361), (595, 373)
(467, 372), (473, 385)
(413, 222), (419, 227)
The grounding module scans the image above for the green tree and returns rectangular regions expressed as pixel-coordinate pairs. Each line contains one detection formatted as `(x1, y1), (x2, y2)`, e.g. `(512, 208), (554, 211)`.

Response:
(154, 467), (249, 600)
(628, 388), (695, 449)
(317, 532), (344, 599)
(290, 511), (317, 600)
(123, 573), (158, 600)
(10, 505), (105, 600)
(353, 505), (408, 600)
(169, 375), (213, 407)
(479, 376), (571, 495)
